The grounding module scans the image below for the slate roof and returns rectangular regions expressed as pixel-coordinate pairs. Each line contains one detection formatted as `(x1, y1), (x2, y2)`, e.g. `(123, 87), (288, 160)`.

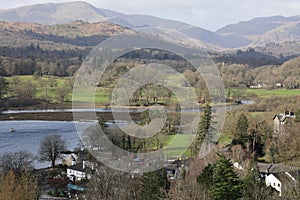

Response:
(258, 162), (300, 174)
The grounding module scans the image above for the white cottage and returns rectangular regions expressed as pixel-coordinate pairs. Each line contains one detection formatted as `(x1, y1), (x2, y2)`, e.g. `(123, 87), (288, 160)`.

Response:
(258, 162), (299, 197)
(67, 160), (90, 181)
(273, 111), (295, 135)
(266, 174), (282, 196)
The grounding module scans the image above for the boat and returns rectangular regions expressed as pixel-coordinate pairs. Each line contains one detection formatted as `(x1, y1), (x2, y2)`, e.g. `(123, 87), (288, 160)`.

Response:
(9, 128), (15, 133)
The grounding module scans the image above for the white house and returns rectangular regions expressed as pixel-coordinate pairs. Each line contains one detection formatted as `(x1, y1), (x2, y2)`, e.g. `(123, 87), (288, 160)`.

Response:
(258, 162), (299, 197)
(273, 111), (295, 135)
(250, 83), (265, 89)
(67, 160), (90, 182)
(266, 174), (282, 196)
(275, 83), (283, 88)
(62, 153), (77, 167)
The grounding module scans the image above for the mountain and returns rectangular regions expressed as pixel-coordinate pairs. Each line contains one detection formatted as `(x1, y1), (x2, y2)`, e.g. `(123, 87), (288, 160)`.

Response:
(1, 1), (300, 51)
(0, 1), (108, 24)
(0, 20), (135, 49)
(0, 20), (135, 77)
(0, 1), (248, 49)
(217, 15), (300, 47)
(216, 16), (297, 35)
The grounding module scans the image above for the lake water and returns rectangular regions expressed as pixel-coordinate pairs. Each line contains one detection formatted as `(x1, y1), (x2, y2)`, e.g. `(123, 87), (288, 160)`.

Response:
(2, 100), (253, 114)
(0, 120), (96, 168)
(0, 101), (253, 168)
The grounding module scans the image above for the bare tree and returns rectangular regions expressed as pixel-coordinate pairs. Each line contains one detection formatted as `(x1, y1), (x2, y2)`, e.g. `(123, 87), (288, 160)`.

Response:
(0, 170), (39, 200)
(0, 151), (34, 175)
(56, 82), (71, 103)
(39, 134), (66, 168)
(86, 164), (142, 200)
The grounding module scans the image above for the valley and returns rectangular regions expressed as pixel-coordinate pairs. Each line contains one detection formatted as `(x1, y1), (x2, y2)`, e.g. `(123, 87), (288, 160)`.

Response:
(0, 1), (300, 200)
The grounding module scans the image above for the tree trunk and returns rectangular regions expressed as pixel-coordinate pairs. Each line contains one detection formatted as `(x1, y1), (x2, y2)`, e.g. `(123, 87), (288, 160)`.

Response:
(51, 159), (55, 168)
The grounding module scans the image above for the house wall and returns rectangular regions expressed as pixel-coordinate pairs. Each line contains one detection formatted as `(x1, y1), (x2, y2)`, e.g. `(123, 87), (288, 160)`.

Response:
(273, 117), (281, 135)
(67, 168), (86, 181)
(266, 174), (282, 196)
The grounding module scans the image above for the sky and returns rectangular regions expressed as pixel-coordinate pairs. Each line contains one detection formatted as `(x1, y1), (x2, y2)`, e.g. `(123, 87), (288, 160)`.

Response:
(1, 0), (300, 31)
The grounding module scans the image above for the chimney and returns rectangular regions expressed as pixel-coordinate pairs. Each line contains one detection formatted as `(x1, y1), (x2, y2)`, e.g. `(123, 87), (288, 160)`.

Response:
(266, 164), (272, 174)
(290, 111), (295, 117)
(285, 110), (290, 116)
(83, 160), (87, 170)
(71, 159), (76, 166)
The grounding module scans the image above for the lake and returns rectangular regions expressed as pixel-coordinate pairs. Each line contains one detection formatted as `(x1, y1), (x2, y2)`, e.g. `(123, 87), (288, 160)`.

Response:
(0, 120), (96, 168)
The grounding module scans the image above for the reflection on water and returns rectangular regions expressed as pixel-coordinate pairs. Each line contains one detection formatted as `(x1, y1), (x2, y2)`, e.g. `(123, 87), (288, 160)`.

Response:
(2, 100), (254, 114)
(0, 120), (95, 168)
(0, 101), (254, 168)
(2, 108), (148, 114)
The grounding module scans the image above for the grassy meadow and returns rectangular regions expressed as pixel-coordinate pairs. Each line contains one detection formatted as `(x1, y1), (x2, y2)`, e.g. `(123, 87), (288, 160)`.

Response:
(246, 88), (300, 98)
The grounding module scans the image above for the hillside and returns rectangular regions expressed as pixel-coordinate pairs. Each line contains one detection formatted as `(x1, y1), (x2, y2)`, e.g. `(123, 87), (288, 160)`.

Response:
(0, 1), (108, 24)
(3, 1), (300, 51)
(217, 15), (300, 48)
(216, 16), (300, 36)
(0, 1), (257, 49)
(0, 20), (136, 77)
(0, 20), (135, 49)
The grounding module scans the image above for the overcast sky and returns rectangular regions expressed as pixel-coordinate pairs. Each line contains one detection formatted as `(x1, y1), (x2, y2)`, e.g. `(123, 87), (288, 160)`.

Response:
(1, 0), (300, 31)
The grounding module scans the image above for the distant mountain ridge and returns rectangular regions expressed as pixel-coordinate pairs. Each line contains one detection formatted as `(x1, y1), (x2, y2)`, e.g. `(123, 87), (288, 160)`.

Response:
(0, 20), (135, 49)
(1, 1), (300, 50)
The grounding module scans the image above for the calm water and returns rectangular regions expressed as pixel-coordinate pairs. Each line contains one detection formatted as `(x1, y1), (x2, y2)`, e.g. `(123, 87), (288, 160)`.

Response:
(0, 120), (95, 168)
(2, 100), (253, 114)
(2, 108), (148, 114)
(0, 101), (253, 168)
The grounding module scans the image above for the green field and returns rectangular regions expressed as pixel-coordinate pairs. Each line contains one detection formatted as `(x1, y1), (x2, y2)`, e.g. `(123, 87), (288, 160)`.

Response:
(218, 134), (232, 146)
(8, 76), (300, 106)
(161, 133), (231, 158)
(5, 75), (112, 104)
(72, 88), (111, 104)
(5, 75), (70, 101)
(162, 134), (194, 158)
(246, 88), (300, 98)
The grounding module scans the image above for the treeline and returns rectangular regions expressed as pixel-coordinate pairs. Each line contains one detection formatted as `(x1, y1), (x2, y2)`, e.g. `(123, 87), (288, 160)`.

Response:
(0, 75), (73, 108)
(24, 30), (109, 47)
(219, 56), (300, 88)
(0, 43), (86, 77)
(214, 48), (287, 68)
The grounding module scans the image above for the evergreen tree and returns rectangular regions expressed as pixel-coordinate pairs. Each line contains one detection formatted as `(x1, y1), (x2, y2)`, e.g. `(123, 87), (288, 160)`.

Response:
(0, 76), (8, 101)
(211, 155), (243, 200)
(193, 103), (213, 156)
(127, 135), (132, 151)
(142, 168), (170, 200)
(232, 113), (249, 148)
(122, 134), (126, 150)
(197, 163), (214, 189)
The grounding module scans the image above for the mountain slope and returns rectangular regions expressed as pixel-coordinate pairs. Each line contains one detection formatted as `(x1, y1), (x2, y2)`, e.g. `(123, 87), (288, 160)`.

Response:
(0, 1), (246, 49)
(217, 16), (300, 43)
(0, 1), (108, 24)
(251, 21), (300, 46)
(216, 16), (298, 36)
(0, 20), (135, 49)
(2, 1), (300, 50)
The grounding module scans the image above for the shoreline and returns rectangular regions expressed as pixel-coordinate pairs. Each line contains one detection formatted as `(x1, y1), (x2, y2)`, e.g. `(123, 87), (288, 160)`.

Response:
(0, 101), (241, 121)
(0, 111), (142, 121)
